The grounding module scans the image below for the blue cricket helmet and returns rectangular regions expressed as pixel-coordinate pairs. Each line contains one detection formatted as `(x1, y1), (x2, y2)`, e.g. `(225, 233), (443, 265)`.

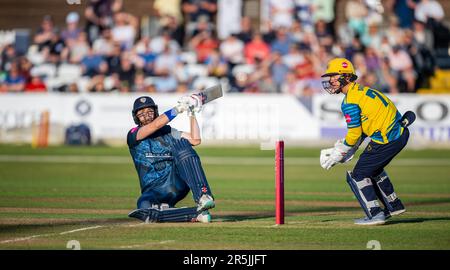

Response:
(132, 96), (159, 125)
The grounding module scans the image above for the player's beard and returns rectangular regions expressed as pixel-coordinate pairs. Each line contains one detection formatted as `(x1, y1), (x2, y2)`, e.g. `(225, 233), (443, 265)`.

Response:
(139, 112), (155, 126)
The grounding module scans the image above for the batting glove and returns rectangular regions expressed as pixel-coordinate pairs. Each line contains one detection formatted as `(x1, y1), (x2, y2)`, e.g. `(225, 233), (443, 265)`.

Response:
(175, 97), (189, 114)
(187, 94), (203, 116)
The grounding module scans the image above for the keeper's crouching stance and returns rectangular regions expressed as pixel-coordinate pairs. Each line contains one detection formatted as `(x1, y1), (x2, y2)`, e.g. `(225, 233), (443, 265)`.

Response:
(319, 58), (415, 225)
(127, 95), (215, 223)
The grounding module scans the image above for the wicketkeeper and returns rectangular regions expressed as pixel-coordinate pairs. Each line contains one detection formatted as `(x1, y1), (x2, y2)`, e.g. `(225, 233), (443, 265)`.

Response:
(319, 58), (415, 225)
(127, 94), (215, 223)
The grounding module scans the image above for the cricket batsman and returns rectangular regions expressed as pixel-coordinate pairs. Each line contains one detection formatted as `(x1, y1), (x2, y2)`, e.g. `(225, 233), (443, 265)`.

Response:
(127, 94), (215, 223)
(319, 58), (415, 225)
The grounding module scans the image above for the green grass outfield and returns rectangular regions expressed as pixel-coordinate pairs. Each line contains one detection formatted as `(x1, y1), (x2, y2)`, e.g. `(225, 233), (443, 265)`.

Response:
(0, 144), (449, 250)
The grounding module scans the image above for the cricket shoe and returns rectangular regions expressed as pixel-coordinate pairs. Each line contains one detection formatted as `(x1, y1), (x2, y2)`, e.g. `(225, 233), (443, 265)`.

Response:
(128, 208), (151, 222)
(196, 210), (212, 223)
(197, 194), (215, 211)
(390, 200), (406, 216)
(354, 211), (386, 225)
(384, 201), (407, 220)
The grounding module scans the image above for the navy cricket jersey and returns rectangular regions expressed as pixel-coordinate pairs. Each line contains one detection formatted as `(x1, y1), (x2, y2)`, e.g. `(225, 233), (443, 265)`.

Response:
(127, 125), (182, 193)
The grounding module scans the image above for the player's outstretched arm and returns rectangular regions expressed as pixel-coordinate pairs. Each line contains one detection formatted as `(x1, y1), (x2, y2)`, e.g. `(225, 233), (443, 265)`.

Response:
(136, 102), (187, 141)
(181, 115), (201, 146)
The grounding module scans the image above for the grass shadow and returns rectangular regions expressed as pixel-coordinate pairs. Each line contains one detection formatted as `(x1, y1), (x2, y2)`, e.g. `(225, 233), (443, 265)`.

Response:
(387, 217), (450, 225)
(215, 212), (274, 222)
(0, 217), (131, 234)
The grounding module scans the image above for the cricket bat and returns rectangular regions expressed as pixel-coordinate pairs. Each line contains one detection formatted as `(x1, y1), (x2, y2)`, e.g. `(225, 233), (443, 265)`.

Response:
(194, 84), (223, 105)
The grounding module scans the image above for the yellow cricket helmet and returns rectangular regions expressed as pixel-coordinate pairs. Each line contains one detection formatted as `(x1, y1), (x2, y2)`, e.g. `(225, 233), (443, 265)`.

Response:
(321, 58), (358, 94)
(321, 58), (356, 77)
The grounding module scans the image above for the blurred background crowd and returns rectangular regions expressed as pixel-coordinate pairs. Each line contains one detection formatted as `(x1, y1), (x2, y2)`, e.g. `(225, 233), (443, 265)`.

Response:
(0, 0), (449, 97)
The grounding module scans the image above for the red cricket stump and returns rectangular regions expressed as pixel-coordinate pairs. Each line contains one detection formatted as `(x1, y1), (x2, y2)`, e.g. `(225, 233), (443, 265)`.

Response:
(275, 141), (285, 225)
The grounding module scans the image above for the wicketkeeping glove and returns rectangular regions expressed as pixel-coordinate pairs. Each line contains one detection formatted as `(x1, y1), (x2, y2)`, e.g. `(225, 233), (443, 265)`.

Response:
(320, 139), (352, 170)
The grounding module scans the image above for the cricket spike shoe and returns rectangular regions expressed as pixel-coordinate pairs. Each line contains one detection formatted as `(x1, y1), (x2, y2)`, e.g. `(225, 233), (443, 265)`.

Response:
(390, 199), (406, 216)
(384, 200), (406, 220)
(195, 210), (212, 223)
(197, 194), (215, 211)
(354, 211), (386, 225)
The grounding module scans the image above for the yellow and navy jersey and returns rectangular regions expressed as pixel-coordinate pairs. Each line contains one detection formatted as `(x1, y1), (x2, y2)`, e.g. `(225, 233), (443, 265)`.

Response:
(341, 83), (403, 146)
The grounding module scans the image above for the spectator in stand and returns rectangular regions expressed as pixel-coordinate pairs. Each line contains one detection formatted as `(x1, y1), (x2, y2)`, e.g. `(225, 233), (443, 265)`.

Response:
(290, 21), (306, 44)
(302, 29), (321, 54)
(315, 19), (334, 52)
(61, 12), (82, 45)
(205, 49), (228, 78)
(244, 32), (270, 65)
(236, 16), (253, 44)
(190, 15), (214, 39)
(388, 45), (416, 92)
(154, 45), (179, 77)
(412, 19), (434, 50)
(379, 57), (399, 94)
(383, 16), (405, 47)
(294, 0), (314, 31)
(412, 0), (449, 52)
(361, 20), (383, 49)
(106, 43), (122, 75)
(69, 32), (90, 64)
(93, 27), (115, 57)
(85, 0), (123, 43)
(282, 71), (303, 96)
(352, 52), (368, 79)
(345, 36), (365, 61)
(364, 46), (381, 74)
(261, 21), (277, 45)
(132, 71), (146, 92)
(150, 29), (180, 55)
(25, 74), (47, 92)
(270, 52), (289, 93)
(270, 0), (295, 29)
(112, 12), (138, 51)
(220, 33), (245, 72)
(270, 27), (292, 56)
(294, 50), (320, 83)
(18, 57), (33, 84)
(174, 60), (190, 86)
(403, 29), (435, 89)
(182, 0), (217, 38)
(316, 45), (332, 71)
(153, 0), (183, 28)
(312, 0), (335, 38)
(391, 0), (417, 29)
(154, 75), (178, 92)
(182, 0), (217, 23)
(253, 59), (275, 93)
(282, 44), (303, 69)
(1, 44), (18, 71)
(34, 15), (58, 52)
(160, 15), (185, 48)
(345, 0), (368, 38)
(413, 0), (445, 24)
(67, 83), (79, 93)
(189, 29), (219, 63)
(217, 0), (243, 41)
(88, 75), (108, 92)
(117, 53), (137, 91)
(81, 47), (108, 77)
(135, 37), (157, 76)
(0, 62), (25, 92)
(46, 31), (68, 65)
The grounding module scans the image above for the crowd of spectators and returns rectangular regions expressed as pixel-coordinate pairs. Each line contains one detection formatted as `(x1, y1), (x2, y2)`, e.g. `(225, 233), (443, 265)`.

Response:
(0, 0), (449, 96)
